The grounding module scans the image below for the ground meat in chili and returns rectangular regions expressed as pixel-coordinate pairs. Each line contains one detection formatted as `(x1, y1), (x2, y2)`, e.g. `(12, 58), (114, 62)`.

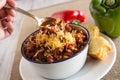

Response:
(22, 19), (87, 63)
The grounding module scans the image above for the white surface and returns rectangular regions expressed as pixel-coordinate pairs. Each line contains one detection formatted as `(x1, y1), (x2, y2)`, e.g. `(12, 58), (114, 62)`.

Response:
(0, 0), (72, 80)
(19, 33), (116, 80)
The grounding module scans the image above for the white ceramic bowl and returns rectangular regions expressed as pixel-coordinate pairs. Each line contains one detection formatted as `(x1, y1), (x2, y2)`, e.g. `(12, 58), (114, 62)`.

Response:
(21, 24), (90, 79)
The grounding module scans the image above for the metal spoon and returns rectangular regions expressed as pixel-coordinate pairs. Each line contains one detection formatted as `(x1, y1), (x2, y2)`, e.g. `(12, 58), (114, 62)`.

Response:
(5, 4), (55, 26)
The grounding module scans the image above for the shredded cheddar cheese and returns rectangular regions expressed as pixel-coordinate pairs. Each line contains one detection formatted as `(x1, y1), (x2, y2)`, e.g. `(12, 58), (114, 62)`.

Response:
(36, 30), (75, 50)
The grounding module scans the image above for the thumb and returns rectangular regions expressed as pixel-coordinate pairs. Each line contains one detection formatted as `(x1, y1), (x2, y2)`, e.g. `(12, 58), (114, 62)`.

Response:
(0, 0), (6, 9)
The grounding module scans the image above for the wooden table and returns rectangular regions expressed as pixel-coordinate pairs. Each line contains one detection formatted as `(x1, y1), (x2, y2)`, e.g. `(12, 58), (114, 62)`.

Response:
(0, 0), (120, 80)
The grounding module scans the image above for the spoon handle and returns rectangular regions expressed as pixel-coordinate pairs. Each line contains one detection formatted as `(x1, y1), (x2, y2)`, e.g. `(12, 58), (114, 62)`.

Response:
(5, 4), (40, 23)
(5, 4), (56, 26)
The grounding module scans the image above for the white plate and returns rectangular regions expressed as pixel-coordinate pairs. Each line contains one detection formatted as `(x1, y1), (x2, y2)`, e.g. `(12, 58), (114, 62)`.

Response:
(19, 33), (116, 80)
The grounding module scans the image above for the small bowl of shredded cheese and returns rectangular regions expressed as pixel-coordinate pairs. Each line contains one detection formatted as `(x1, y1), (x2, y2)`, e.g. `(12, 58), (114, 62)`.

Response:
(21, 18), (90, 79)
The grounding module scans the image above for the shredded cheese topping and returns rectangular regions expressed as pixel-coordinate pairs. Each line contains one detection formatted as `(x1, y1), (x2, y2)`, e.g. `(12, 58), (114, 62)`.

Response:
(36, 30), (75, 50)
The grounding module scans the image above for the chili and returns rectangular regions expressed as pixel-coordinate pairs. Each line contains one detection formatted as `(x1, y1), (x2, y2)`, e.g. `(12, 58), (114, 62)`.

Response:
(22, 19), (87, 63)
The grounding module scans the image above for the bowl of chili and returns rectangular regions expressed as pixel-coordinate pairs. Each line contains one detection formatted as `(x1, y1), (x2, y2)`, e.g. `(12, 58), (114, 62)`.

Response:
(21, 19), (90, 79)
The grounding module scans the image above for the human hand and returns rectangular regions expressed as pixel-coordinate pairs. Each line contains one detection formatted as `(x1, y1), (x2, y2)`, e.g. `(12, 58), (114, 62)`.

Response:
(0, 0), (16, 40)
